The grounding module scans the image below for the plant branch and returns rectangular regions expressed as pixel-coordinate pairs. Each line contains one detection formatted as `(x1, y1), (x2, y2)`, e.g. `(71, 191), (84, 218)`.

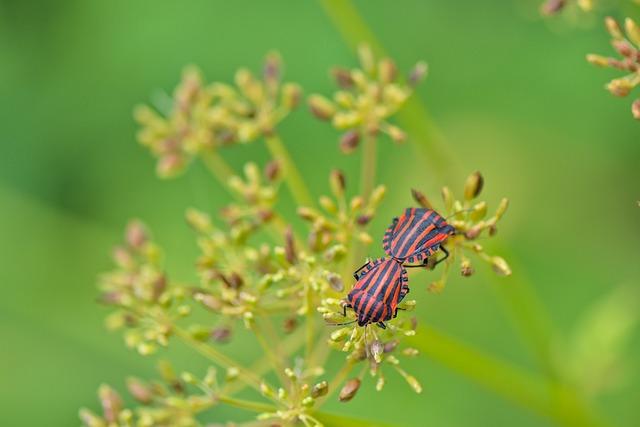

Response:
(217, 395), (277, 413)
(265, 133), (315, 208)
(409, 325), (611, 427)
(173, 326), (277, 402)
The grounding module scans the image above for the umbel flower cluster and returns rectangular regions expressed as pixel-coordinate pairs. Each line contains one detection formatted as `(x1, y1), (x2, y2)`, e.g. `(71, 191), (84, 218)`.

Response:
(587, 17), (640, 120)
(81, 47), (510, 427)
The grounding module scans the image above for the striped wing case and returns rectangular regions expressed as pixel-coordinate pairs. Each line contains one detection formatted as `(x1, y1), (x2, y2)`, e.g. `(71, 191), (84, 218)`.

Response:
(382, 207), (455, 263)
(347, 258), (408, 327)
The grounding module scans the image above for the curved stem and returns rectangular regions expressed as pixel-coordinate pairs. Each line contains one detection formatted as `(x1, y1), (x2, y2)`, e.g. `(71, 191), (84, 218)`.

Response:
(173, 326), (278, 402)
(265, 133), (315, 208)
(409, 325), (610, 427)
(201, 148), (235, 187)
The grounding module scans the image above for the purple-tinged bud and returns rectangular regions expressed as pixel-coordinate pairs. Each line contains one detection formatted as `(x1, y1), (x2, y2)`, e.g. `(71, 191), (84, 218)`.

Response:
(283, 317), (298, 334)
(356, 214), (372, 226)
(339, 130), (360, 154)
(98, 385), (122, 423)
(264, 160), (281, 182)
(126, 378), (153, 404)
(126, 220), (147, 249)
(331, 67), (355, 89)
(408, 61), (428, 86)
(540, 0), (565, 15)
(308, 95), (335, 120)
(383, 339), (400, 353)
(284, 226), (297, 264)
(632, 99), (640, 120)
(211, 326), (232, 343)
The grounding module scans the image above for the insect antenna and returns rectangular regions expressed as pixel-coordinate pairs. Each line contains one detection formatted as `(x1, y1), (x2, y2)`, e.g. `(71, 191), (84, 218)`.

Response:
(444, 208), (473, 221)
(325, 319), (357, 327)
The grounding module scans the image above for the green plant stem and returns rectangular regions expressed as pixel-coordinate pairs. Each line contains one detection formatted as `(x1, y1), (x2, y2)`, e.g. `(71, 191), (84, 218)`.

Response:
(317, 1), (607, 422)
(318, 0), (459, 184)
(305, 283), (316, 363)
(201, 148), (236, 187)
(409, 325), (610, 427)
(317, 360), (355, 405)
(265, 133), (315, 208)
(223, 326), (306, 396)
(173, 326), (278, 402)
(217, 395), (276, 413)
(252, 319), (289, 387)
(360, 131), (377, 203)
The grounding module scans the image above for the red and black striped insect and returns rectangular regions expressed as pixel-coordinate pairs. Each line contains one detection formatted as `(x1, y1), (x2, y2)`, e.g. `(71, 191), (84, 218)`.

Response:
(342, 257), (409, 329)
(382, 207), (455, 267)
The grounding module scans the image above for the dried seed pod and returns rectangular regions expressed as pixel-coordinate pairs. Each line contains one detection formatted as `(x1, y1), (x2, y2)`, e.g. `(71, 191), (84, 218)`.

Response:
(311, 380), (328, 398)
(411, 188), (432, 209)
(339, 378), (361, 402)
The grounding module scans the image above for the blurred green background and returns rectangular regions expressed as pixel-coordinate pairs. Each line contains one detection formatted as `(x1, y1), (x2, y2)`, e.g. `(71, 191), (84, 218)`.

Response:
(1, 0), (639, 426)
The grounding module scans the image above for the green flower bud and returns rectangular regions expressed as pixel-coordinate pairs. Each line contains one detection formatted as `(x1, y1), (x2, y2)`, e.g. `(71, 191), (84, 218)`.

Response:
(625, 18), (640, 46)
(464, 171), (484, 200)
(308, 94), (336, 120)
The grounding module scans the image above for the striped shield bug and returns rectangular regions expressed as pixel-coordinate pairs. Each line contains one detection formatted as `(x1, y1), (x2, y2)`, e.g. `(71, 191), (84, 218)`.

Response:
(343, 257), (409, 329)
(382, 207), (455, 266)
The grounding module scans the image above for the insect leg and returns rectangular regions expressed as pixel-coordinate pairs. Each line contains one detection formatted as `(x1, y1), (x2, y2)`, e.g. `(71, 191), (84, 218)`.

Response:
(433, 245), (450, 267)
(376, 321), (387, 329)
(353, 262), (369, 280)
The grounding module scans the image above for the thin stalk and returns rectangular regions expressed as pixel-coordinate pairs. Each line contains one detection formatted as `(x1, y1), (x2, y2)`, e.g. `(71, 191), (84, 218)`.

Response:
(360, 131), (377, 203)
(223, 326), (306, 396)
(318, 0), (460, 184)
(317, 0), (605, 421)
(252, 319), (289, 387)
(317, 360), (355, 404)
(200, 148), (236, 187)
(217, 395), (277, 413)
(264, 133), (315, 208)
(173, 326), (277, 402)
(409, 325), (610, 427)
(305, 283), (316, 363)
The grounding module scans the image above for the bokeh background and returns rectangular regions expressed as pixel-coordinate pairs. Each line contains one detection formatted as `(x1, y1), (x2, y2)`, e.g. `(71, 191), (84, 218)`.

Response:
(1, 1), (639, 426)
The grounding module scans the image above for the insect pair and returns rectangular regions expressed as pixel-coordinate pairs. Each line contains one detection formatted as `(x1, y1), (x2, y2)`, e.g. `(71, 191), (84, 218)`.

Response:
(340, 207), (455, 329)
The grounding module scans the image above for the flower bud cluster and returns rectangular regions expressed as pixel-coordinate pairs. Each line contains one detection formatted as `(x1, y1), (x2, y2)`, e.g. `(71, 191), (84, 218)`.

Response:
(308, 44), (427, 153)
(587, 17), (640, 120)
(98, 221), (190, 355)
(412, 171), (511, 292)
(320, 298), (422, 394)
(135, 52), (302, 177)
